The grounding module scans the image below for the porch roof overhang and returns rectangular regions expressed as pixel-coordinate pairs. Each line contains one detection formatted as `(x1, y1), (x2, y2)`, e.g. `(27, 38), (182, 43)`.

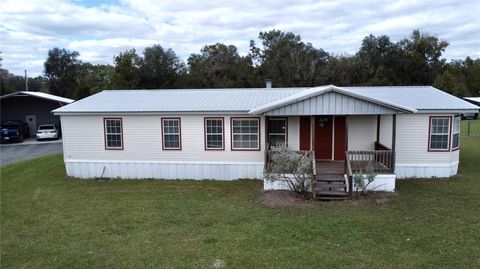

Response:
(248, 85), (417, 116)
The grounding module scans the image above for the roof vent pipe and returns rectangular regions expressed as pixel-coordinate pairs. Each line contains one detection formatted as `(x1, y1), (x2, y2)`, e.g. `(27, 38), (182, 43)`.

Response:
(265, 79), (272, 89)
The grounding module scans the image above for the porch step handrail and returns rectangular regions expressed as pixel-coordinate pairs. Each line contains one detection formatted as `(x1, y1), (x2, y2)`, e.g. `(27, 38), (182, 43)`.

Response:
(345, 151), (353, 199)
(311, 150), (317, 200)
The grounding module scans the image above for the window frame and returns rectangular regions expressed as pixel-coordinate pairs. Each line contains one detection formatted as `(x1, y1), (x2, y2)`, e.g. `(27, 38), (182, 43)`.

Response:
(451, 116), (461, 151)
(267, 117), (288, 148)
(103, 118), (123, 150)
(204, 117), (225, 151)
(428, 116), (452, 152)
(161, 117), (182, 150)
(230, 117), (261, 151)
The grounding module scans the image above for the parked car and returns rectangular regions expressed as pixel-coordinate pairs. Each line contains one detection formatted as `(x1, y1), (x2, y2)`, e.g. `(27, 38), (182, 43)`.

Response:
(36, 124), (60, 140)
(0, 120), (30, 143)
(462, 112), (478, 120)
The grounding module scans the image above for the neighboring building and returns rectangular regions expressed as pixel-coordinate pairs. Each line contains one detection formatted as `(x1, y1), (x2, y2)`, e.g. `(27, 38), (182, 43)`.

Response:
(1, 91), (74, 136)
(462, 97), (479, 119)
(464, 97), (480, 106)
(53, 85), (479, 196)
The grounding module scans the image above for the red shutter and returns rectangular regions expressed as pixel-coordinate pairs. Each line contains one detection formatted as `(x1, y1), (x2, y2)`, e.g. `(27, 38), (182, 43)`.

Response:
(299, 116), (311, 150)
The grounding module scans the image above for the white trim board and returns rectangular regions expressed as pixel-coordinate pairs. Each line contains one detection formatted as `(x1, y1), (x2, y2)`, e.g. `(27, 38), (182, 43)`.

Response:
(65, 159), (264, 165)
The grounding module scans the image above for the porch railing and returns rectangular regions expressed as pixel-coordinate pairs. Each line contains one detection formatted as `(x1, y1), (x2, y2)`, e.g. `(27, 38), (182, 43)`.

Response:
(265, 148), (315, 172)
(374, 141), (390, 151)
(345, 149), (395, 174)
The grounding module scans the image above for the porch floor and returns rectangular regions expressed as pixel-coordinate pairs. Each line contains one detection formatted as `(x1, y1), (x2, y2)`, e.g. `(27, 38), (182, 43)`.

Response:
(316, 161), (344, 175)
(315, 160), (393, 175)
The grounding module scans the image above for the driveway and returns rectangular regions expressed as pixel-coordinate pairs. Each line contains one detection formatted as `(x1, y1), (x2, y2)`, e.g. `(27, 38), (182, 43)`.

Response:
(0, 139), (63, 164)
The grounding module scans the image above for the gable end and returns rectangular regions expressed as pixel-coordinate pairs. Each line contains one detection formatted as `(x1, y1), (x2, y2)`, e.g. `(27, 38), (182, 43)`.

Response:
(264, 91), (399, 116)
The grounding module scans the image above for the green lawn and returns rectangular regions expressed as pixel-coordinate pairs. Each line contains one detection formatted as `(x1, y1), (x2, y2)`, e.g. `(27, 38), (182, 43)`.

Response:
(1, 121), (479, 268)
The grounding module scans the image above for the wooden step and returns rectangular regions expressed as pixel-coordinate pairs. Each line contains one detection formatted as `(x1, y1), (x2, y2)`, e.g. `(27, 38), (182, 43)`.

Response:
(318, 196), (348, 201)
(316, 177), (345, 183)
(317, 183), (347, 189)
(317, 191), (348, 197)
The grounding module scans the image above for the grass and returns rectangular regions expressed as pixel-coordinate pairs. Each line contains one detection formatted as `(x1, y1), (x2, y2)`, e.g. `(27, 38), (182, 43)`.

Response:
(1, 121), (479, 268)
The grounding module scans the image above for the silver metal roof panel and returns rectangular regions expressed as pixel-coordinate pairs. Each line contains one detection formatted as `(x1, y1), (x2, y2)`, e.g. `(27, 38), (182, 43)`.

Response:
(53, 86), (479, 114)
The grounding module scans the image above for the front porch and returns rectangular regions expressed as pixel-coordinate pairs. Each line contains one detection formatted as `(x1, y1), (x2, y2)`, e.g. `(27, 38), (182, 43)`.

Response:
(258, 86), (405, 199)
(264, 114), (398, 200)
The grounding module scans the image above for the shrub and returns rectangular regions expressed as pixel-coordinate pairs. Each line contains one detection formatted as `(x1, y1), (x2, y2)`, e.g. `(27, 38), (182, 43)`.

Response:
(265, 147), (313, 199)
(353, 163), (377, 198)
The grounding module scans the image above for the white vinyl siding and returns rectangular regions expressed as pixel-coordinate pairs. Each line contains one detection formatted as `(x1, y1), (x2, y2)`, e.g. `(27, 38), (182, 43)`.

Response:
(347, 115), (376, 150)
(61, 115), (265, 163)
(287, 116), (300, 151)
(395, 114), (457, 164)
(379, 115), (393, 148)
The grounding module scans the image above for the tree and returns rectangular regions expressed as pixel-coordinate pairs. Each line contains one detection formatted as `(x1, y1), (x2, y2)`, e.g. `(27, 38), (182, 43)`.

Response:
(434, 69), (468, 96)
(250, 30), (329, 87)
(138, 45), (186, 89)
(434, 57), (480, 97)
(188, 43), (258, 88)
(44, 48), (81, 98)
(462, 57), (480, 96)
(356, 34), (400, 85)
(398, 30), (448, 84)
(111, 49), (141, 89)
(76, 63), (114, 99)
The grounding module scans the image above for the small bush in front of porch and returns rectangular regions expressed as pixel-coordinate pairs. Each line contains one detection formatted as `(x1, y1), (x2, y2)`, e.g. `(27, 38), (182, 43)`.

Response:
(265, 147), (313, 199)
(353, 163), (377, 198)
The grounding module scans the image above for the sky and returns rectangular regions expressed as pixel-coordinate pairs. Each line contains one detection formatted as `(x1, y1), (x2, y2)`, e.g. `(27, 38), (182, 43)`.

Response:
(1, 0), (479, 77)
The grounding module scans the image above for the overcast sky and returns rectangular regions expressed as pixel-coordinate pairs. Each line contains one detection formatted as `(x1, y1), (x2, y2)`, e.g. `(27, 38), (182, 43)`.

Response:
(1, 0), (479, 76)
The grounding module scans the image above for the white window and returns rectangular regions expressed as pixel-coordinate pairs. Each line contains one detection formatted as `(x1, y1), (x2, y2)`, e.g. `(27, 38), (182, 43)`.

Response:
(162, 118), (181, 150)
(205, 118), (224, 150)
(104, 118), (123, 149)
(231, 118), (260, 150)
(429, 117), (451, 151)
(268, 118), (287, 148)
(451, 116), (460, 150)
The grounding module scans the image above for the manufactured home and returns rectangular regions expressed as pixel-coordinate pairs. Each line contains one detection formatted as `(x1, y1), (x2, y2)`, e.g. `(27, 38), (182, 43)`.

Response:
(53, 85), (479, 197)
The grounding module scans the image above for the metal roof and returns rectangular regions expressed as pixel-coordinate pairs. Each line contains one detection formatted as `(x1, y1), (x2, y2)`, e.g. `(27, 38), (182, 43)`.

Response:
(53, 88), (304, 114)
(53, 86), (479, 115)
(343, 86), (478, 111)
(464, 97), (480, 105)
(0, 91), (74, 104)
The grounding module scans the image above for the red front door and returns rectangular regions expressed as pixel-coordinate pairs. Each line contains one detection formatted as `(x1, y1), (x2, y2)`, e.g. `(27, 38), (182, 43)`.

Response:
(314, 116), (346, 160)
(315, 116), (333, 159)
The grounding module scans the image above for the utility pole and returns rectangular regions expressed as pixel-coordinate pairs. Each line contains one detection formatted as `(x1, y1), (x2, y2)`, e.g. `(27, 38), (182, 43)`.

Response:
(25, 69), (28, 91)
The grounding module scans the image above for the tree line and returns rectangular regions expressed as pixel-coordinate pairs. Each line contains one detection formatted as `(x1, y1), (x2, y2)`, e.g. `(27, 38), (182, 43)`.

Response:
(1, 29), (479, 99)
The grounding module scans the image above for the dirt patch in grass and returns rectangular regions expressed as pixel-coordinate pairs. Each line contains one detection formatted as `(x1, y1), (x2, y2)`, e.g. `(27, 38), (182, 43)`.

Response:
(346, 191), (399, 205)
(259, 190), (398, 207)
(258, 190), (313, 207)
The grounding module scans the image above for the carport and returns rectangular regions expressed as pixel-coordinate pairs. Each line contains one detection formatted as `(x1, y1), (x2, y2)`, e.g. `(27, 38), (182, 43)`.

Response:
(0, 91), (74, 136)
